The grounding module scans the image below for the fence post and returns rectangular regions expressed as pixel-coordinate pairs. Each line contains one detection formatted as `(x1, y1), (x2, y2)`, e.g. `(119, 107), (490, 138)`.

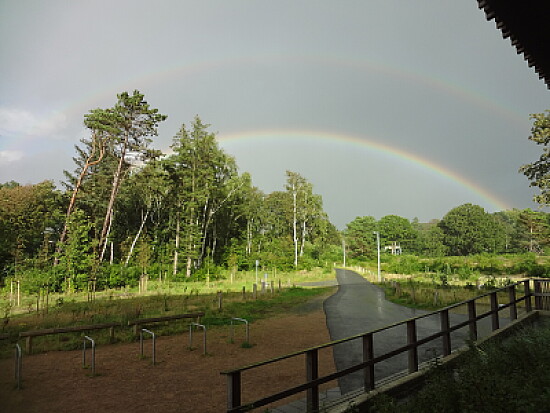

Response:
(534, 280), (542, 310)
(25, 336), (33, 355)
(440, 309), (451, 357)
(467, 300), (478, 341)
(362, 333), (375, 391)
(306, 349), (319, 412)
(508, 285), (518, 320)
(407, 319), (418, 373)
(227, 371), (241, 410)
(253, 284), (257, 300)
(490, 292), (499, 331)
(524, 280), (532, 312)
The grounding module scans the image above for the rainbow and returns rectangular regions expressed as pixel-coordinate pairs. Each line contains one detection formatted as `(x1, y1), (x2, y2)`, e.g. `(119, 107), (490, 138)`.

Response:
(50, 54), (529, 128)
(217, 129), (511, 212)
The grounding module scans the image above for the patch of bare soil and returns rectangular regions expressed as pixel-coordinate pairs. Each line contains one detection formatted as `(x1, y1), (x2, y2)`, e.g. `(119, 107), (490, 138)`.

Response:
(0, 294), (336, 413)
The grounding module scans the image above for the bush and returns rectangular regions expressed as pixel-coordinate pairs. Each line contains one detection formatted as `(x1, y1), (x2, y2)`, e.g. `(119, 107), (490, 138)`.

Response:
(369, 325), (550, 413)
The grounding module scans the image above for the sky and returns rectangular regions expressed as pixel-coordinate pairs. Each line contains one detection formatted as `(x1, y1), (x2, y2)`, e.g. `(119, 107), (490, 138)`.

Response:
(1, 1), (549, 229)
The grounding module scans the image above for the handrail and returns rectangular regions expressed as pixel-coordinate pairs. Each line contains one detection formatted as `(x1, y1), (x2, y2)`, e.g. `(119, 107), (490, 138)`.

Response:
(222, 278), (540, 412)
(128, 312), (205, 326)
(222, 280), (528, 375)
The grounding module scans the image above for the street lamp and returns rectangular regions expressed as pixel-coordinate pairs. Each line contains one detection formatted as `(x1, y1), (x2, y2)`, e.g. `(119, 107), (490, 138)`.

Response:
(373, 231), (381, 282)
(342, 238), (346, 268)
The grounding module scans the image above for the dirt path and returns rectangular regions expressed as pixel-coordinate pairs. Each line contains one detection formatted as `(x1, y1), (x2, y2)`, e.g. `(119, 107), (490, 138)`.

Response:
(0, 293), (336, 413)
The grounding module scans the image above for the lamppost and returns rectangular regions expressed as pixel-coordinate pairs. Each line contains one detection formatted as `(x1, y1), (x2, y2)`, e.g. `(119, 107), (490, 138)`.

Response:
(342, 238), (346, 268)
(373, 231), (381, 282)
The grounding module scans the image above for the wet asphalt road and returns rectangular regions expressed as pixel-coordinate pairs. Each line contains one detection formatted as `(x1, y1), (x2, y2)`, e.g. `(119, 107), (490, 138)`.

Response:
(323, 269), (504, 394)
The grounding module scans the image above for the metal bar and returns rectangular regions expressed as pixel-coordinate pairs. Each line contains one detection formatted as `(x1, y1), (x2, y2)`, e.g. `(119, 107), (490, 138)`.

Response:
(306, 349), (319, 412)
(83, 336), (95, 376)
(407, 319), (418, 373)
(140, 328), (156, 365)
(15, 343), (22, 389)
(467, 300), (478, 341)
(230, 318), (249, 344)
(440, 309), (451, 357)
(508, 285), (518, 320)
(362, 333), (375, 391)
(189, 323), (207, 355)
(490, 292), (499, 331)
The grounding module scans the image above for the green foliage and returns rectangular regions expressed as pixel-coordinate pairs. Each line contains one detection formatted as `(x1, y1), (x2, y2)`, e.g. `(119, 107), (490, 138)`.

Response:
(438, 204), (506, 255)
(519, 110), (550, 206)
(384, 255), (422, 275)
(369, 324), (550, 413)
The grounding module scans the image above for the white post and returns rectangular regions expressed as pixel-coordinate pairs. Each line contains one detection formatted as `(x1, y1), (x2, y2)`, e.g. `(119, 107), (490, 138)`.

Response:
(342, 239), (346, 268)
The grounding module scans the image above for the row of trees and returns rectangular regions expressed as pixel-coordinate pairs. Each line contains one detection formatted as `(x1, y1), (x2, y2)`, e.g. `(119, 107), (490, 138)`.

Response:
(0, 91), (339, 292)
(344, 205), (549, 260)
(1, 94), (549, 292)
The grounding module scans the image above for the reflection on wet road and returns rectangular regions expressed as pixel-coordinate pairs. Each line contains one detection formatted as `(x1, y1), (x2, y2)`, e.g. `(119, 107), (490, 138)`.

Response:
(323, 269), (505, 394)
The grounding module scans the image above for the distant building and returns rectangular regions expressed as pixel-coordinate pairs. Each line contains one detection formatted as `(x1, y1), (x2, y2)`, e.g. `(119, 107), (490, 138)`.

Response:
(384, 241), (402, 255)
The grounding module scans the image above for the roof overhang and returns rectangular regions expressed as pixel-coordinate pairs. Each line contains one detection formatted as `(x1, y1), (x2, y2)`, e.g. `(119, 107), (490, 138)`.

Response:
(477, 0), (550, 89)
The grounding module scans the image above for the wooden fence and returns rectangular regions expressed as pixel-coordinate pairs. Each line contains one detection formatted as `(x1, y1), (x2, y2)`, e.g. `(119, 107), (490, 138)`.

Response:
(17, 312), (205, 355)
(221, 279), (550, 412)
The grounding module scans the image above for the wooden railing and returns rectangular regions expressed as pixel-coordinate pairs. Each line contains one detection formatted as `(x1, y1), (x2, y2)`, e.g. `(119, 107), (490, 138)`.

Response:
(17, 312), (205, 354)
(222, 279), (550, 412)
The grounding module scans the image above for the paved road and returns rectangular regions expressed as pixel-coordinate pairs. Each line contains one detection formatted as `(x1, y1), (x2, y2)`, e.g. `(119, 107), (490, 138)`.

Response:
(324, 269), (503, 394)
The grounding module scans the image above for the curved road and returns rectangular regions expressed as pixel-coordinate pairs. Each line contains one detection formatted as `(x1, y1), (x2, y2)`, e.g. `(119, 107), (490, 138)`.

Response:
(324, 269), (502, 394)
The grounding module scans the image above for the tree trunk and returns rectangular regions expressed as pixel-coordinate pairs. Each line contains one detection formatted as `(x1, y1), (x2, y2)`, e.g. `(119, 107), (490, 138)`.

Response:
(125, 208), (150, 266)
(173, 216), (180, 276)
(55, 133), (106, 265)
(99, 129), (130, 262)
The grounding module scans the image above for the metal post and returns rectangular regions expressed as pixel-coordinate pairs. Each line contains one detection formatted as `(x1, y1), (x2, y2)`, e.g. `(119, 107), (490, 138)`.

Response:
(440, 309), (451, 357)
(306, 349), (319, 412)
(407, 320), (418, 373)
(15, 343), (22, 389)
(373, 231), (381, 282)
(140, 328), (156, 365)
(189, 323), (207, 355)
(362, 333), (375, 391)
(83, 336), (95, 376)
(230, 318), (250, 344)
(490, 292), (499, 331)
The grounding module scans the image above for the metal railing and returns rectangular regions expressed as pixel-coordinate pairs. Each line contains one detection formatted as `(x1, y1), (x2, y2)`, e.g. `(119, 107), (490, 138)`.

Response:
(82, 336), (96, 376)
(222, 279), (546, 412)
(189, 323), (207, 355)
(140, 328), (156, 365)
(14, 343), (22, 389)
(230, 318), (250, 344)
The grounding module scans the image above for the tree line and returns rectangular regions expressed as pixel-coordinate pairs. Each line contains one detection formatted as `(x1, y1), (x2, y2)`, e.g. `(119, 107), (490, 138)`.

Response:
(0, 92), (548, 293)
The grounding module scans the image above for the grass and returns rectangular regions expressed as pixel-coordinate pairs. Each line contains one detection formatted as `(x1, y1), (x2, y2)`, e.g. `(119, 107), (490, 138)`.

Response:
(0, 276), (333, 358)
(368, 322), (550, 413)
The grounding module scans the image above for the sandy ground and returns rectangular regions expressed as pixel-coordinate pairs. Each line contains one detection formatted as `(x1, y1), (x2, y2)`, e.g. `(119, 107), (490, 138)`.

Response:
(0, 295), (336, 413)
